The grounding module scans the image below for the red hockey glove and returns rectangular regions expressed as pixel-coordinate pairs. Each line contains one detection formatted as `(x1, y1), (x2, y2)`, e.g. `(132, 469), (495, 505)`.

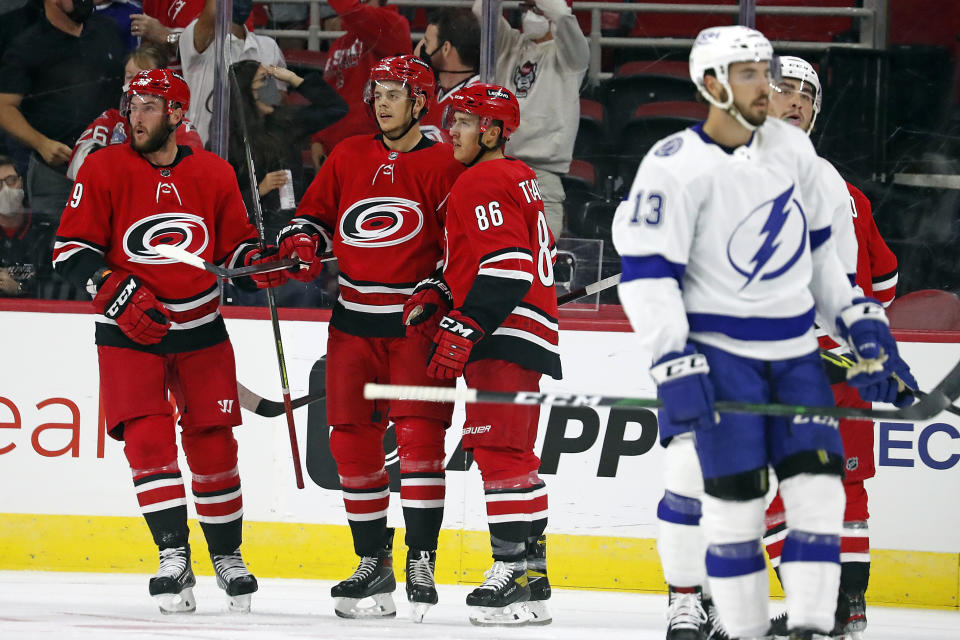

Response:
(427, 311), (485, 379)
(92, 270), (170, 345)
(277, 225), (325, 283)
(244, 246), (288, 288)
(403, 275), (453, 339)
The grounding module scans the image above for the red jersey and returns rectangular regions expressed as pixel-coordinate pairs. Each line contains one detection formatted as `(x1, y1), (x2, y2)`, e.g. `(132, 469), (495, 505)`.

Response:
(67, 108), (204, 180)
(53, 144), (259, 354)
(142, 0), (202, 29)
(419, 74), (481, 144)
(443, 157), (561, 379)
(293, 134), (463, 337)
(818, 182), (899, 351)
(310, 0), (411, 153)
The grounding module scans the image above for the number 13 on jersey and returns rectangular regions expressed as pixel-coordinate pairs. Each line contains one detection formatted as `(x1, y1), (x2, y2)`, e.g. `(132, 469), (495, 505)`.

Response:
(628, 190), (665, 226)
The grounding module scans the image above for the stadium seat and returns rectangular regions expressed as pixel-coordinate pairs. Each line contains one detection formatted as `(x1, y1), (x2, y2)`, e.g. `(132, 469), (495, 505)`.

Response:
(282, 49), (327, 74)
(887, 289), (960, 331)
(577, 199), (619, 259)
(615, 101), (707, 188)
(562, 159), (600, 238)
(574, 98), (608, 157)
(602, 62), (698, 129)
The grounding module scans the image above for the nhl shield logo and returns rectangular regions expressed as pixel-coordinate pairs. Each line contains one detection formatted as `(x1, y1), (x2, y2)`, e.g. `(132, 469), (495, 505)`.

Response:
(846, 456), (859, 472)
(160, 169), (171, 177)
(388, 151), (399, 160)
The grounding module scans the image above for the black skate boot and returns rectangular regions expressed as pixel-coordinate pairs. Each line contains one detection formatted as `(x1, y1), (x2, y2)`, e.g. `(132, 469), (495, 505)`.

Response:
(525, 535), (552, 626)
(149, 545), (196, 614)
(466, 559), (532, 627)
(832, 589), (866, 638)
(332, 528), (397, 619)
(210, 548), (258, 613)
(405, 549), (437, 623)
(665, 586), (707, 639)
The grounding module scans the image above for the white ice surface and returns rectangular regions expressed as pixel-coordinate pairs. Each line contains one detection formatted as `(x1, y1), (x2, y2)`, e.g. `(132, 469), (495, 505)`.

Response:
(0, 571), (957, 639)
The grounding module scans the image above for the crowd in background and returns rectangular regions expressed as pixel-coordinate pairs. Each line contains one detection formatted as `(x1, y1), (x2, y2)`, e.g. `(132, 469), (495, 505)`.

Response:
(0, 0), (958, 307)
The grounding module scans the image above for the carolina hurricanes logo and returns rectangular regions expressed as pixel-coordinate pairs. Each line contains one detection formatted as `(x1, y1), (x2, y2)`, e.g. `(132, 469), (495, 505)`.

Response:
(123, 212), (210, 264)
(339, 197), (424, 248)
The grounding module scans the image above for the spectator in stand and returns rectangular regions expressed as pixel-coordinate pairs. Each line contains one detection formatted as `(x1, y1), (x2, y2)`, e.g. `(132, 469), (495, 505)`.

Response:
(0, 0), (125, 220)
(131, 0), (255, 58)
(0, 155), (52, 297)
(414, 7), (480, 143)
(226, 60), (346, 233)
(95, 0), (142, 50)
(0, 0), (42, 61)
(179, 0), (286, 146)
(67, 43), (204, 180)
(308, 0), (411, 169)
(471, 0), (588, 238)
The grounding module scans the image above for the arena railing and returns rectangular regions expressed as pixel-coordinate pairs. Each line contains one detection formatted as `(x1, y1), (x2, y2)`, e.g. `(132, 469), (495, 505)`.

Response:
(255, 0), (888, 84)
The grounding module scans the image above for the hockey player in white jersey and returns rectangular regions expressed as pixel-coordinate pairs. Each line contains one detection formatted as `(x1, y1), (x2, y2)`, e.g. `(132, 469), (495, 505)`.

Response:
(612, 26), (917, 640)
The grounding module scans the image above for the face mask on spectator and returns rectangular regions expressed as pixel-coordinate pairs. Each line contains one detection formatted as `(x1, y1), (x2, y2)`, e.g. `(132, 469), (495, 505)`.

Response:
(522, 11), (550, 40)
(65, 0), (94, 23)
(0, 186), (25, 215)
(232, 0), (252, 25)
(258, 77), (283, 107)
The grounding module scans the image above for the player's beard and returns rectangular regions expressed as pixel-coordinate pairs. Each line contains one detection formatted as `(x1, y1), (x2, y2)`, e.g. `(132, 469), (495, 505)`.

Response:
(131, 121), (174, 154)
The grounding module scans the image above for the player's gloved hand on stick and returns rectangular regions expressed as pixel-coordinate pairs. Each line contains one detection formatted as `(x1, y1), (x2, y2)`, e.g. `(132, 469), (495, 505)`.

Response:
(427, 310), (484, 379)
(244, 246), (288, 288)
(92, 269), (170, 345)
(837, 297), (917, 405)
(649, 345), (717, 431)
(403, 276), (453, 339)
(277, 224), (325, 283)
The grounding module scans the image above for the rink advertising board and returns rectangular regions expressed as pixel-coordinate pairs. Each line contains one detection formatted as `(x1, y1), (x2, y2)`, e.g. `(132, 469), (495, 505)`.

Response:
(0, 302), (958, 609)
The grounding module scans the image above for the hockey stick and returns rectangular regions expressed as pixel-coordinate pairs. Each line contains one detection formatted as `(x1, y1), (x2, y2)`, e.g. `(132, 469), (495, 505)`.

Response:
(557, 272), (621, 306)
(230, 67), (305, 489)
(237, 380), (322, 418)
(364, 358), (960, 421)
(152, 243), (335, 279)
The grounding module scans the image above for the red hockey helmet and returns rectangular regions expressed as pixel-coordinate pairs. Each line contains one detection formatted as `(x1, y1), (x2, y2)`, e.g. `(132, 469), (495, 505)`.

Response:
(363, 54), (437, 107)
(441, 83), (520, 140)
(124, 69), (191, 117)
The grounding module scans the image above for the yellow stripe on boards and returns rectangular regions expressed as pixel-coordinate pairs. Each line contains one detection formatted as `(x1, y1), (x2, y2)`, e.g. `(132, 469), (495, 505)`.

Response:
(0, 513), (956, 609)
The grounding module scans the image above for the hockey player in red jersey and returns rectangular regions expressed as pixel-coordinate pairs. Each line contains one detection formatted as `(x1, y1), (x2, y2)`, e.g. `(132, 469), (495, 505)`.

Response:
(410, 83), (561, 626)
(52, 69), (281, 615)
(67, 44), (204, 181)
(273, 55), (464, 621)
(759, 56), (901, 640)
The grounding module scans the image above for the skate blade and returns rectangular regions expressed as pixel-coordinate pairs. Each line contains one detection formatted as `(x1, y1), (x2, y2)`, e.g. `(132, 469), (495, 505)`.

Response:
(410, 601), (432, 623)
(525, 600), (552, 625)
(468, 601), (536, 627)
(155, 587), (196, 614)
(334, 593), (397, 619)
(226, 592), (252, 613)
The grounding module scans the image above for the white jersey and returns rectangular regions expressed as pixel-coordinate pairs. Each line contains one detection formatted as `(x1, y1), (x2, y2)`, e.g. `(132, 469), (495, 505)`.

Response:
(612, 117), (856, 362)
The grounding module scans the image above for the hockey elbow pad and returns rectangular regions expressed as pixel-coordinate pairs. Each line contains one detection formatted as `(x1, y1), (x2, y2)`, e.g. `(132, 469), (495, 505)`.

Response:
(650, 345), (717, 431)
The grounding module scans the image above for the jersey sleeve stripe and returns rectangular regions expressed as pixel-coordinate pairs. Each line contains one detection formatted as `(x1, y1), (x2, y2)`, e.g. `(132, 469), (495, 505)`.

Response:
(871, 271), (898, 289)
(688, 307), (815, 341)
(511, 304), (559, 331)
(477, 267), (534, 282)
(491, 327), (560, 354)
(479, 247), (533, 263)
(479, 251), (534, 266)
(621, 254), (686, 284)
(809, 226), (831, 251)
(54, 236), (108, 252)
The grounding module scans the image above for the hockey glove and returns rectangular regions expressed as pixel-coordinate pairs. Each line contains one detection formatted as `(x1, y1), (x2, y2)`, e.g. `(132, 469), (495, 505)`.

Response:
(244, 246), (288, 288)
(277, 225), (325, 283)
(649, 345), (717, 431)
(92, 269), (170, 345)
(427, 311), (485, 379)
(837, 297), (917, 403)
(403, 275), (453, 339)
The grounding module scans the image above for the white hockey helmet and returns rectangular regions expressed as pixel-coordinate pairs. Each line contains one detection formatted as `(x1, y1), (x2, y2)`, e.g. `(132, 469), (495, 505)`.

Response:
(689, 25), (776, 131)
(776, 55), (822, 134)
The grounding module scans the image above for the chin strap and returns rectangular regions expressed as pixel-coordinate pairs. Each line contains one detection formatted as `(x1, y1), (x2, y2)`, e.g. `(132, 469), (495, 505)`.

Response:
(465, 134), (501, 167)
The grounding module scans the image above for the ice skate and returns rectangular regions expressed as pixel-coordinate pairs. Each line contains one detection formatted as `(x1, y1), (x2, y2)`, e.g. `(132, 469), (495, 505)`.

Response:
(149, 545), (196, 614)
(666, 586), (707, 639)
(210, 548), (258, 612)
(466, 559), (533, 627)
(405, 549), (437, 623)
(832, 589), (866, 638)
(525, 535), (552, 626)
(332, 529), (397, 619)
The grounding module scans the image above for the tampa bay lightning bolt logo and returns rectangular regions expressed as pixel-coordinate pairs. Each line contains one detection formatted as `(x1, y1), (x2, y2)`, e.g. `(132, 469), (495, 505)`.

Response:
(123, 212), (209, 264)
(726, 184), (807, 289)
(339, 197), (424, 248)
